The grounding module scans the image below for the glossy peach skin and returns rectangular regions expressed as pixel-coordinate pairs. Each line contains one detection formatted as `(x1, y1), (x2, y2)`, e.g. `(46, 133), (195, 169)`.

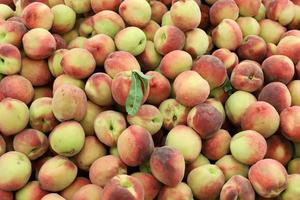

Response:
(60, 177), (90, 200)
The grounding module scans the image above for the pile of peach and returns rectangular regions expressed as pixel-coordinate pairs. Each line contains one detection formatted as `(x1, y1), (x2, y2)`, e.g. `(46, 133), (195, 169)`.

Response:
(1, 0), (300, 199)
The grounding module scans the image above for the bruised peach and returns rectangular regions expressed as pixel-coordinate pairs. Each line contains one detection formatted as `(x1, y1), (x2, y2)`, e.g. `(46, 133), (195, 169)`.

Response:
(280, 106), (300, 142)
(237, 35), (267, 62)
(60, 177), (90, 200)
(209, 0), (239, 26)
(212, 48), (239, 74)
(157, 182), (193, 200)
(72, 184), (103, 200)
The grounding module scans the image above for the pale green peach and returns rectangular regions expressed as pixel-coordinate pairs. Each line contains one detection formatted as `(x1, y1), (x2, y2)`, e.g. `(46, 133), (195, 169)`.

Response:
(64, 0), (91, 14)
(186, 154), (210, 174)
(280, 174), (300, 200)
(52, 74), (85, 93)
(0, 43), (22, 75)
(259, 19), (286, 44)
(62, 29), (79, 44)
(0, 4), (13, 20)
(254, 3), (266, 21)
(161, 11), (174, 26)
(288, 80), (300, 106)
(51, 4), (76, 34)
(184, 28), (209, 58)
(48, 49), (68, 77)
(236, 17), (261, 37)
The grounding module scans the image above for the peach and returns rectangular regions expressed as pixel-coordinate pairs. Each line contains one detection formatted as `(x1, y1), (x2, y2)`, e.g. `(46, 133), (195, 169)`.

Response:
(0, 43), (21, 75)
(280, 106), (300, 142)
(199, 4), (210, 29)
(78, 17), (94, 38)
(159, 50), (193, 79)
(281, 30), (300, 39)
(205, 98), (226, 124)
(259, 19), (286, 44)
(212, 48), (239, 74)
(277, 36), (300, 64)
(91, 0), (121, 13)
(131, 172), (161, 200)
(67, 36), (87, 49)
(0, 20), (27, 47)
(72, 184), (103, 200)
(236, 17), (261, 37)
(41, 193), (65, 200)
(89, 155), (127, 187)
(187, 164), (225, 200)
(104, 51), (141, 78)
(52, 74), (85, 93)
(202, 129), (231, 161)
(192, 55), (227, 89)
(150, 1), (168, 24)
(230, 130), (267, 165)
(102, 175), (144, 200)
(60, 177), (90, 200)
(0, 190), (13, 200)
(289, 4), (300, 29)
(150, 146), (185, 187)
(241, 101), (280, 138)
(280, 174), (300, 199)
(234, 0), (261, 16)
(161, 11), (173, 26)
(170, 0), (201, 31)
(297, 61), (300, 78)
(209, 0), (239, 26)
(85, 73), (113, 107)
(53, 33), (67, 49)
(258, 82), (292, 113)
(0, 4), (13, 20)
(20, 57), (52, 86)
(157, 182), (193, 200)
(48, 49), (67, 77)
(237, 35), (267, 62)
(187, 103), (223, 139)
(159, 98), (189, 130)
(266, 0), (295, 25)
(64, 0), (91, 14)
(265, 134), (293, 166)
(216, 155), (249, 181)
(220, 175), (255, 200)
(153, 25), (185, 55)
(15, 181), (48, 200)
(288, 158), (300, 174)
(142, 20), (160, 41)
(0, 151), (31, 191)
(288, 80), (300, 106)
(138, 41), (162, 71)
(0, 135), (6, 156)
(186, 154), (210, 174)
(184, 28), (209, 58)
(255, 3), (266, 20)
(0, 98), (29, 136)
(51, 4), (75, 34)
(248, 159), (288, 198)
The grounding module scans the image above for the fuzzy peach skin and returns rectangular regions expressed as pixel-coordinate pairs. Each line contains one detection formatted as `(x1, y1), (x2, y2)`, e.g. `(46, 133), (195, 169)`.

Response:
(280, 174), (300, 200)
(248, 159), (288, 198)
(205, 98), (226, 124)
(288, 158), (300, 174)
(184, 28), (209, 58)
(0, 98), (29, 136)
(165, 125), (202, 163)
(0, 43), (21, 75)
(161, 11), (173, 26)
(209, 0), (239, 26)
(51, 4), (76, 34)
(192, 55), (227, 89)
(277, 36), (300, 64)
(150, 146), (185, 187)
(15, 181), (48, 200)
(0, 75), (34, 105)
(212, 19), (243, 51)
(41, 193), (66, 200)
(212, 48), (239, 74)
(174, 70), (210, 107)
(153, 25), (185, 55)
(187, 164), (225, 200)
(38, 156), (78, 192)
(91, 0), (121, 12)
(22, 28), (56, 60)
(259, 19), (286, 44)
(0, 4), (13, 20)
(187, 103), (223, 139)
(52, 74), (85, 93)
(137, 41), (162, 71)
(0, 20), (27, 47)
(0, 135), (6, 156)
(89, 155), (127, 187)
(237, 35), (267, 62)
(60, 177), (90, 200)
(186, 154), (210, 174)
(48, 49), (68, 77)
(13, 129), (49, 160)
(202, 129), (231, 161)
(258, 82), (292, 113)
(234, 0), (261, 16)
(102, 175), (144, 200)
(241, 101), (280, 138)
(289, 4), (300, 29)
(142, 20), (160, 41)
(230, 130), (267, 165)
(150, 1), (168, 24)
(0, 190), (13, 200)
(157, 182), (193, 200)
(21, 2), (54, 30)
(236, 17), (261, 37)
(0, 151), (31, 191)
(131, 172), (161, 200)
(266, 0), (295, 26)
(220, 175), (255, 200)
(280, 106), (300, 142)
(64, 0), (91, 14)
(72, 184), (103, 200)
(68, 37), (87, 49)
(265, 134), (293, 166)
(288, 80), (300, 106)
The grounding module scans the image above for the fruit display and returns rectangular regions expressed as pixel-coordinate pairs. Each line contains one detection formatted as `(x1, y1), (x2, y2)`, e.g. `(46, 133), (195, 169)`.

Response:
(1, 0), (300, 199)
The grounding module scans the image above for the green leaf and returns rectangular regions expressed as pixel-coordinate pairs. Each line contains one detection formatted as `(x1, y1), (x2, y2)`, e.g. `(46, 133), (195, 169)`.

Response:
(134, 70), (152, 92)
(223, 78), (234, 95)
(125, 72), (143, 115)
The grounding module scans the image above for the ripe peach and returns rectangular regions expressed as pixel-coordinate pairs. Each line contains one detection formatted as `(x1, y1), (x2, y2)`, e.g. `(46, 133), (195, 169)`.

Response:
(184, 28), (209, 58)
(150, 1), (168, 24)
(72, 184), (103, 200)
(142, 20), (160, 41)
(60, 177), (90, 200)
(41, 193), (65, 200)
(51, 4), (76, 34)
(237, 35), (267, 62)
(266, 0), (295, 25)
(235, 0), (261, 16)
(288, 80), (300, 106)
(91, 0), (121, 13)
(277, 36), (300, 64)
(0, 4), (13, 20)
(289, 4), (300, 29)
(67, 37), (87, 49)
(64, 0), (91, 14)
(209, 0), (239, 26)
(212, 48), (239, 74)
(236, 17), (261, 37)
(186, 154), (210, 174)
(0, 20), (27, 47)
(161, 11), (173, 26)
(15, 181), (48, 200)
(280, 106), (300, 142)
(288, 158), (300, 174)
(0, 43), (21, 75)
(157, 182), (193, 200)
(48, 49), (67, 77)
(138, 41), (162, 71)
(0, 190), (13, 200)
(259, 19), (286, 44)
(280, 174), (300, 200)
(33, 87), (52, 100)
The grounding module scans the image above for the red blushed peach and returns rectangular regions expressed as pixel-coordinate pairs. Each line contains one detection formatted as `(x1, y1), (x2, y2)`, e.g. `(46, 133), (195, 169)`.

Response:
(230, 60), (264, 92)
(153, 25), (185, 55)
(220, 175), (255, 200)
(48, 49), (67, 78)
(145, 71), (171, 105)
(104, 51), (141, 79)
(20, 57), (52, 86)
(280, 106), (300, 142)
(262, 55), (295, 84)
(212, 48), (239, 74)
(266, 0), (295, 25)
(111, 71), (149, 106)
(289, 4), (300, 29)
(187, 103), (223, 139)
(0, 190), (13, 200)
(0, 75), (34, 105)
(199, 4), (210, 29)
(174, 71), (210, 107)
(52, 34), (67, 49)
(91, 0), (121, 12)
(72, 184), (103, 200)
(33, 87), (52, 100)
(258, 82), (292, 113)
(0, 20), (27, 47)
(61, 48), (96, 79)
(60, 177), (90, 200)
(132, 172), (162, 200)
(259, 19), (286, 44)
(84, 34), (115, 66)
(52, 74), (85, 93)
(202, 129), (231, 161)
(0, 43), (22, 75)
(266, 42), (278, 57)
(236, 17), (261, 37)
(265, 134), (293, 166)
(288, 158), (300, 174)
(157, 182), (193, 200)
(21, 2), (54, 30)
(212, 19), (243, 51)
(159, 50), (193, 79)
(117, 125), (154, 167)
(150, 146), (185, 187)
(102, 175), (144, 200)
(150, 1), (168, 24)
(15, 181), (48, 200)
(192, 55), (227, 89)
(277, 36), (300, 64)
(241, 101), (280, 138)
(249, 159), (288, 198)
(230, 130), (267, 165)
(288, 80), (300, 106)
(281, 30), (300, 39)
(89, 155), (127, 187)
(237, 35), (267, 62)
(235, 0), (261, 16)
(209, 0), (239, 26)
(22, 28), (56, 60)
(216, 155), (249, 181)
(142, 20), (160, 41)
(138, 41), (162, 71)
(205, 98), (226, 124)
(187, 164), (225, 200)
